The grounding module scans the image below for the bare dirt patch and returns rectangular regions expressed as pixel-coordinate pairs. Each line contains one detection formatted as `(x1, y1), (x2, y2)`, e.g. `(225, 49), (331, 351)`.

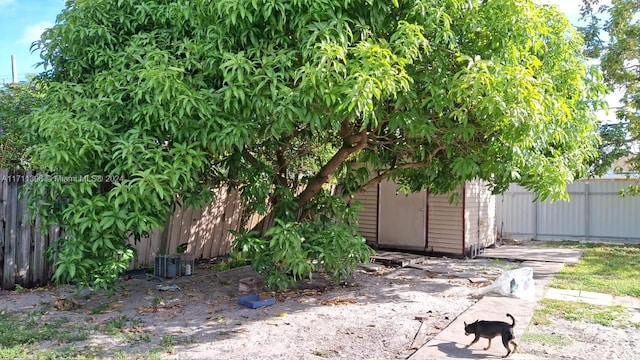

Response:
(4, 253), (636, 360)
(0, 256), (507, 359)
(520, 317), (640, 360)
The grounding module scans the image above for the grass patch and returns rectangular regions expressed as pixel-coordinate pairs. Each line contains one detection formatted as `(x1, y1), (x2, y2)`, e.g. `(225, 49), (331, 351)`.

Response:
(97, 316), (129, 336)
(158, 334), (196, 354)
(0, 310), (90, 348)
(30, 345), (99, 360)
(533, 299), (631, 327)
(90, 303), (112, 314)
(96, 316), (150, 344)
(521, 332), (572, 346)
(546, 242), (640, 297)
(0, 309), (93, 359)
(159, 334), (177, 354)
(0, 307), (152, 359)
(488, 258), (520, 270)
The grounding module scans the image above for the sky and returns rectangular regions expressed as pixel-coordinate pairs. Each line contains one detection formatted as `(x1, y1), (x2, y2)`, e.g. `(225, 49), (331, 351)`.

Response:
(0, 0), (65, 83)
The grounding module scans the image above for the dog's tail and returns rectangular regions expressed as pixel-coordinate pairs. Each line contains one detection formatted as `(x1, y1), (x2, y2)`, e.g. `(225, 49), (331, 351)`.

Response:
(506, 313), (515, 327)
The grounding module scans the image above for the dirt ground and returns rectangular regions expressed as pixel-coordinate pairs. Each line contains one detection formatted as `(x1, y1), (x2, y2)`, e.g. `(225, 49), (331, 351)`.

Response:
(521, 317), (640, 360)
(1, 254), (638, 359)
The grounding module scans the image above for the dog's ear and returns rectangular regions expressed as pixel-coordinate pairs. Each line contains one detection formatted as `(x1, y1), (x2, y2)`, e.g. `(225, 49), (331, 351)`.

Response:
(464, 321), (467, 326)
(474, 319), (478, 323)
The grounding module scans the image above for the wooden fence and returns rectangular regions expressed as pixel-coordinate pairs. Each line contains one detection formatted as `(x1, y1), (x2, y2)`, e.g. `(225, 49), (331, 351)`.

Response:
(0, 169), (257, 289)
(131, 187), (262, 268)
(0, 170), (62, 289)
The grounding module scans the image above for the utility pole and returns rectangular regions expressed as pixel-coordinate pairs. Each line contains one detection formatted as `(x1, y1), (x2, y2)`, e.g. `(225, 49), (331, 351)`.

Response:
(11, 55), (18, 84)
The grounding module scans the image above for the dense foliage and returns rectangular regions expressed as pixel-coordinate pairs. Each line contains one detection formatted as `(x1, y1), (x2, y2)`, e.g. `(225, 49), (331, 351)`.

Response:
(580, 0), (639, 179)
(26, 0), (605, 290)
(0, 82), (43, 169)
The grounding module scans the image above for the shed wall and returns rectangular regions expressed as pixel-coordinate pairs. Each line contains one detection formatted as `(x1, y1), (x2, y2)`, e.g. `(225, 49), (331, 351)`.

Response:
(465, 180), (497, 250)
(354, 180), (496, 256)
(352, 185), (379, 243)
(427, 194), (464, 255)
(464, 182), (480, 252)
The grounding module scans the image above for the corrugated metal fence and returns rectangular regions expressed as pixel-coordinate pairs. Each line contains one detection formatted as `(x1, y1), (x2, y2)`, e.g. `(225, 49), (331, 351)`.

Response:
(496, 180), (640, 243)
(1, 169), (259, 289)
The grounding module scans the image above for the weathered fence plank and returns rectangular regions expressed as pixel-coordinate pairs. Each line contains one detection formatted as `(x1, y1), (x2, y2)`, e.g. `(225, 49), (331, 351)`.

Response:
(3, 171), (18, 289)
(17, 187), (30, 285)
(0, 170), (60, 289)
(31, 215), (45, 285)
(2, 169), (262, 288)
(0, 169), (8, 284)
(210, 188), (229, 258)
(222, 189), (242, 255)
(46, 224), (61, 279)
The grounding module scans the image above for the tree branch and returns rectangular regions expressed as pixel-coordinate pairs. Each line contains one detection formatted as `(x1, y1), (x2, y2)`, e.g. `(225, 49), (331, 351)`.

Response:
(242, 147), (260, 167)
(295, 129), (368, 213)
(353, 146), (446, 194)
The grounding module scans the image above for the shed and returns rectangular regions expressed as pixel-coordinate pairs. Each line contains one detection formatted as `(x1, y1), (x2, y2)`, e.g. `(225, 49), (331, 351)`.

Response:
(353, 179), (496, 257)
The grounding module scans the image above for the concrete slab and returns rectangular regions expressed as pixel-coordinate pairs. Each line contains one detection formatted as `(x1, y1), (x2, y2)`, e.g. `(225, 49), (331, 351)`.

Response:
(612, 295), (640, 309)
(410, 256), (567, 360)
(577, 290), (615, 306)
(478, 246), (583, 264)
(545, 287), (640, 309)
(409, 295), (537, 359)
(545, 288), (581, 302)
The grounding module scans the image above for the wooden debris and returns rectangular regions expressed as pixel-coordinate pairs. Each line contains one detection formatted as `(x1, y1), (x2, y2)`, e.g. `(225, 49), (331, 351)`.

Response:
(414, 311), (433, 321)
(359, 263), (386, 272)
(319, 298), (357, 306)
(371, 251), (425, 268)
(53, 298), (81, 311)
(406, 264), (431, 271)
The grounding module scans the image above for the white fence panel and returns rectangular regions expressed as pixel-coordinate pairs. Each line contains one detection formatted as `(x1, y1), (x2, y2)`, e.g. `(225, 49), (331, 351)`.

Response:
(497, 180), (640, 244)
(588, 182), (639, 240)
(496, 184), (535, 239)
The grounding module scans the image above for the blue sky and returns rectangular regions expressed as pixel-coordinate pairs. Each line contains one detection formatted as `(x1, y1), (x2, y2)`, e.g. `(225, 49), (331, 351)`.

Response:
(0, 0), (65, 83)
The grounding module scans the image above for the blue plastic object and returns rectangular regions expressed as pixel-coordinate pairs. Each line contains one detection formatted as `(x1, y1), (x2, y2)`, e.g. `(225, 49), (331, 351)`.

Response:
(238, 294), (276, 309)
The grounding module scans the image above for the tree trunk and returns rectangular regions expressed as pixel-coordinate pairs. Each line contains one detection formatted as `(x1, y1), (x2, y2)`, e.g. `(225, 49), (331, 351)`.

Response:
(295, 130), (368, 219)
(249, 129), (368, 233)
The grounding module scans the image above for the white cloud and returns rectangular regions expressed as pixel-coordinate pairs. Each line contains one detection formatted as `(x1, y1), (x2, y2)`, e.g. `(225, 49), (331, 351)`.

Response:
(16, 21), (53, 46)
(0, 0), (15, 9)
(538, 0), (612, 18)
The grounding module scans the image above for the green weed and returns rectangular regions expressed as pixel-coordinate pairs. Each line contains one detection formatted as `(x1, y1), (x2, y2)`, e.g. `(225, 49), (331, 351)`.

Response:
(549, 243), (640, 297)
(534, 299), (631, 327)
(521, 332), (572, 346)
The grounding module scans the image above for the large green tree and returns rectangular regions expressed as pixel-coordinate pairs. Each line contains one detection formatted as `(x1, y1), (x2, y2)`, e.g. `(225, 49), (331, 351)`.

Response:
(26, 0), (605, 289)
(580, 0), (639, 176)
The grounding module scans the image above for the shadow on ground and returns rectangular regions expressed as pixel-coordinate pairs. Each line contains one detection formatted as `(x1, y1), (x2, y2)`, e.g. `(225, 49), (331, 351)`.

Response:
(0, 255), (510, 359)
